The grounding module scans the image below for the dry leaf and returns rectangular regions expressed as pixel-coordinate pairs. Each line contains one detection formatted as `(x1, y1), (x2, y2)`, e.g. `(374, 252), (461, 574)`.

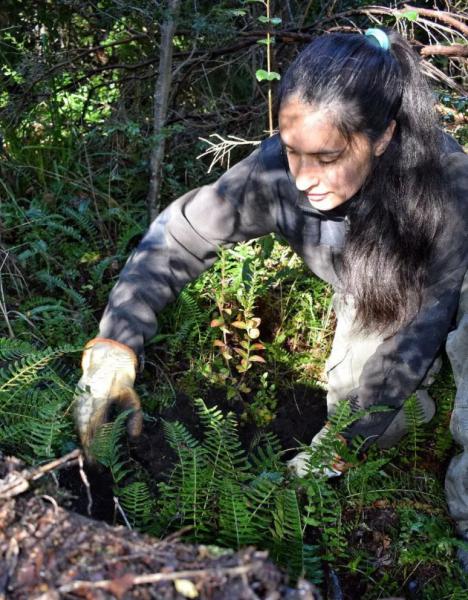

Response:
(210, 319), (224, 327)
(232, 321), (247, 329)
(249, 355), (266, 363)
(174, 578), (199, 598)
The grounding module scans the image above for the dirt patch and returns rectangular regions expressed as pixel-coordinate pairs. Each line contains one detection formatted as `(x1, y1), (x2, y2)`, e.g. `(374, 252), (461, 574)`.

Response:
(133, 383), (327, 475)
(61, 384), (327, 521)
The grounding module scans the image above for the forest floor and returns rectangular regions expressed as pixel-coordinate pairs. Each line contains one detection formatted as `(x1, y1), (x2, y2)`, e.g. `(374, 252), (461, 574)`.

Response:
(0, 463), (322, 599)
(0, 388), (327, 599)
(0, 385), (417, 600)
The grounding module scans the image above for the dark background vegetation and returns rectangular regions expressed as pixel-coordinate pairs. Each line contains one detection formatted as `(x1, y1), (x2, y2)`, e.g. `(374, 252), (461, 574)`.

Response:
(0, 1), (467, 598)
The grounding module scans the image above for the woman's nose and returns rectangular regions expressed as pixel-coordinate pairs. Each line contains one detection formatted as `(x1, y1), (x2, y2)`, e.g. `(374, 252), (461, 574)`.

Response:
(294, 167), (320, 191)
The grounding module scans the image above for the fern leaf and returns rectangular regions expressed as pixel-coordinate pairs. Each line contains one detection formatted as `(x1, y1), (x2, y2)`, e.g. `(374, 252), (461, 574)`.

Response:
(90, 411), (132, 484)
(118, 481), (155, 528)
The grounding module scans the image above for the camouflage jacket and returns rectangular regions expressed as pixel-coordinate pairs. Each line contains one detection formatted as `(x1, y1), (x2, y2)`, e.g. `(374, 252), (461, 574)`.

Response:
(99, 133), (468, 415)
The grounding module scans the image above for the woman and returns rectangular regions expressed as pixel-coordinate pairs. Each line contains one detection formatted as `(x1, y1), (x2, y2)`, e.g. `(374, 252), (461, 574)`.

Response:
(75, 29), (468, 546)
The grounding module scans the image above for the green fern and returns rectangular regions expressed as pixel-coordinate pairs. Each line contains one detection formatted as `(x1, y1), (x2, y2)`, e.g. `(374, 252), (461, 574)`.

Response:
(0, 338), (34, 360)
(162, 419), (210, 537)
(118, 481), (155, 528)
(62, 205), (99, 238)
(26, 400), (71, 460)
(0, 344), (77, 394)
(304, 476), (347, 563)
(250, 430), (284, 473)
(219, 478), (260, 548)
(271, 488), (322, 583)
(0, 342), (79, 461)
(90, 410), (133, 484)
(156, 287), (210, 358)
(402, 394), (428, 468)
(35, 271), (88, 308)
(43, 220), (85, 243)
(158, 399), (322, 581)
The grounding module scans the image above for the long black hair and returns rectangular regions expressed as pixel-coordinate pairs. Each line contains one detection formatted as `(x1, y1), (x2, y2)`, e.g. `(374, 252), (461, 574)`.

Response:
(278, 30), (444, 333)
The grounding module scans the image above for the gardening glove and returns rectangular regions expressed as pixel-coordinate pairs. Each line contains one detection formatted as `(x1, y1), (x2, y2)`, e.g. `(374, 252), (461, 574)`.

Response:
(74, 337), (143, 459)
(287, 425), (347, 478)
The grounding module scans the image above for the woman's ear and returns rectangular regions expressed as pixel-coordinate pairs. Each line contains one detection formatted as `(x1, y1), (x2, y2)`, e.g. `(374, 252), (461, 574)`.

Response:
(374, 120), (396, 157)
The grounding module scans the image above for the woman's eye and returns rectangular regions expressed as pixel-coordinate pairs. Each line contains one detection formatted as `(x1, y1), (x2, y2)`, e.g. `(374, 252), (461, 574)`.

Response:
(319, 157), (339, 165)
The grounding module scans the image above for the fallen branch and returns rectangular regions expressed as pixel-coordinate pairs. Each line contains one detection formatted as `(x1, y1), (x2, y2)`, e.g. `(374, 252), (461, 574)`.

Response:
(0, 449), (81, 499)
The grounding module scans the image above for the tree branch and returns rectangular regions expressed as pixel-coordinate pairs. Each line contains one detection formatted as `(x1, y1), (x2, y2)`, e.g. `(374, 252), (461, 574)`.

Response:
(146, 0), (182, 222)
(404, 4), (468, 37)
(420, 43), (468, 57)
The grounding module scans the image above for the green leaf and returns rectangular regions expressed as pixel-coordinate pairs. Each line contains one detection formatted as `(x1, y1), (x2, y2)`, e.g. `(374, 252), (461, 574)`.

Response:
(257, 38), (273, 46)
(257, 16), (282, 25)
(229, 9), (247, 16)
(395, 9), (419, 21)
(255, 69), (281, 82)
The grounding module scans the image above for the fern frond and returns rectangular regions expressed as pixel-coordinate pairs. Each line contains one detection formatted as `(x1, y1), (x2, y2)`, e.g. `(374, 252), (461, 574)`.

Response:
(271, 488), (322, 583)
(90, 411), (132, 484)
(0, 338), (34, 360)
(163, 419), (201, 451)
(44, 220), (85, 243)
(26, 401), (70, 460)
(118, 481), (155, 528)
(304, 476), (347, 563)
(403, 394), (428, 468)
(35, 271), (88, 308)
(162, 420), (210, 537)
(219, 479), (260, 548)
(90, 256), (116, 286)
(250, 431), (283, 474)
(0, 345), (78, 394)
(195, 398), (250, 483)
(62, 205), (99, 237)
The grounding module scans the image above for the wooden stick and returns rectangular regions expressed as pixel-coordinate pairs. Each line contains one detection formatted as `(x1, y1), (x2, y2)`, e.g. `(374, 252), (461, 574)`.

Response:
(420, 44), (468, 57)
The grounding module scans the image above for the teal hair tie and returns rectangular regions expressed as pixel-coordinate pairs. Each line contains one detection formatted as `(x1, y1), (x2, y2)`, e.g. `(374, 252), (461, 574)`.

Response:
(365, 28), (390, 51)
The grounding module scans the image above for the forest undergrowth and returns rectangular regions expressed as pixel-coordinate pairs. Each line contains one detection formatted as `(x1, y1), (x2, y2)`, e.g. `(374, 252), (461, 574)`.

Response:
(1, 1), (468, 598)
(2, 229), (468, 598)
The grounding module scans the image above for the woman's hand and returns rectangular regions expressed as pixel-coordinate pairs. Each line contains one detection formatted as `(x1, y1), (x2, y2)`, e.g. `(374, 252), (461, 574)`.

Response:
(74, 338), (142, 460)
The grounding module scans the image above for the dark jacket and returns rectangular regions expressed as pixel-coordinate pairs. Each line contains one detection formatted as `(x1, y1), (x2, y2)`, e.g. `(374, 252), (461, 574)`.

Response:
(99, 134), (468, 416)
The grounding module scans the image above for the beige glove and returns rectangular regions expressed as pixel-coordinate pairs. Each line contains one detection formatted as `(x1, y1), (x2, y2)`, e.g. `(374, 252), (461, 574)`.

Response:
(74, 337), (143, 459)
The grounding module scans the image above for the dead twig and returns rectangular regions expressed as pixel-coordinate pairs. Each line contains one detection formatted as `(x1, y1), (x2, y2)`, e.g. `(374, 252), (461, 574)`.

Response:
(197, 134), (261, 172)
(58, 561), (265, 595)
(78, 451), (93, 516)
(113, 495), (132, 530)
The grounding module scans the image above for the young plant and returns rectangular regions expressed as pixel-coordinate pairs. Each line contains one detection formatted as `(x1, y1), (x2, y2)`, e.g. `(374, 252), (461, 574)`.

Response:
(247, 0), (281, 135)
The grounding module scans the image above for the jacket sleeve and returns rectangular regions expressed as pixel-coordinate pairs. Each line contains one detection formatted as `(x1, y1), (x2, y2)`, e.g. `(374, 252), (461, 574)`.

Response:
(346, 151), (468, 441)
(98, 147), (279, 357)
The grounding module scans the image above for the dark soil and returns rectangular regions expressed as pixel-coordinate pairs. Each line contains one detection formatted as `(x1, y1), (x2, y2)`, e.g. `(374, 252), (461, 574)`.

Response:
(61, 384), (327, 522)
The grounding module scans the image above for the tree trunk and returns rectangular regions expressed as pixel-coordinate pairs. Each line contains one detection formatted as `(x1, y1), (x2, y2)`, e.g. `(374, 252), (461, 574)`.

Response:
(146, 0), (181, 224)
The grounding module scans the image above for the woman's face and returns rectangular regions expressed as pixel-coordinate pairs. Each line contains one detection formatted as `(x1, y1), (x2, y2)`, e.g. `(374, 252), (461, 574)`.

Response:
(278, 96), (393, 211)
